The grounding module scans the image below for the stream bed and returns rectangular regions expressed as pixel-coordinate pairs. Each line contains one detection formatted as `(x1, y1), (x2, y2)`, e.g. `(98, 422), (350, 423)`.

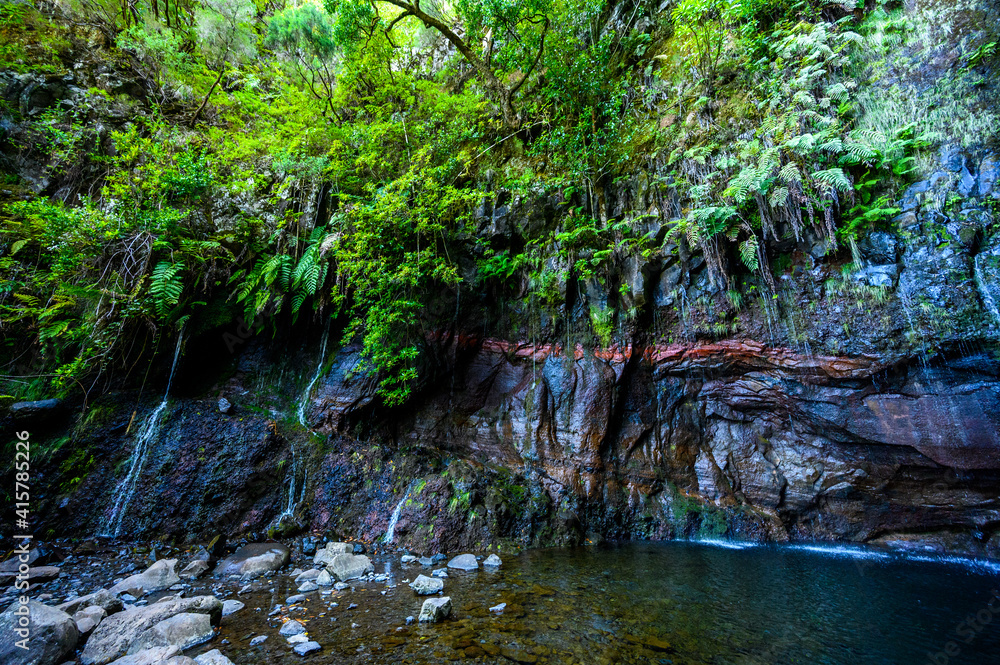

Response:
(187, 541), (1000, 665)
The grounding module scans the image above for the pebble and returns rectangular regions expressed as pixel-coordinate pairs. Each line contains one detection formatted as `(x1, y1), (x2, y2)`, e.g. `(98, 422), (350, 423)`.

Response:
(334, 582), (349, 591)
(293, 641), (321, 656)
(484, 554), (503, 567)
(287, 634), (309, 644)
(405, 616), (415, 625)
(250, 635), (268, 646)
(348, 603), (358, 609)
(297, 582), (319, 593)
(286, 594), (307, 604)
(431, 568), (448, 578)
(489, 602), (507, 613)
(401, 555), (417, 564)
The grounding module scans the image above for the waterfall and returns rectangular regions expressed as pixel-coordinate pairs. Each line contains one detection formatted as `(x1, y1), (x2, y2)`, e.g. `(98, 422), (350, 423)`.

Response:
(974, 253), (1000, 327)
(100, 332), (183, 537)
(383, 480), (417, 544)
(297, 324), (330, 429)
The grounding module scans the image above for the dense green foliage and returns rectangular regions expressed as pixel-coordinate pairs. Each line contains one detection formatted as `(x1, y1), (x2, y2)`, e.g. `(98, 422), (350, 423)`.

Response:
(0, 0), (996, 405)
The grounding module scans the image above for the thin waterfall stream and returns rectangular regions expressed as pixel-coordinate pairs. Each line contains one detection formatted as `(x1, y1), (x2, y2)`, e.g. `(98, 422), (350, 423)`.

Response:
(99, 332), (184, 537)
(279, 326), (330, 523)
(383, 480), (418, 544)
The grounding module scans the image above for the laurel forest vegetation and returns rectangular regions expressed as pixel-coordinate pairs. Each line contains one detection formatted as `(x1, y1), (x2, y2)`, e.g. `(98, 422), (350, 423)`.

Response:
(0, 0), (997, 405)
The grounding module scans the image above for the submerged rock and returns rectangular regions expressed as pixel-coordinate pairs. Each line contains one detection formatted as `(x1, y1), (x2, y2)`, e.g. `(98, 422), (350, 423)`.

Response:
(483, 554), (502, 567)
(293, 641), (321, 656)
(0, 600), (78, 665)
(279, 619), (305, 637)
(409, 574), (444, 595)
(418, 596), (452, 623)
(447, 554), (478, 571)
(214, 544), (290, 578)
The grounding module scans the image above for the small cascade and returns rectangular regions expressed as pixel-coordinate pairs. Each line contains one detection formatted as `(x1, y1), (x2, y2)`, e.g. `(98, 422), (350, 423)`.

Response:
(383, 480), (418, 544)
(974, 253), (1000, 327)
(297, 324), (330, 429)
(100, 332), (183, 537)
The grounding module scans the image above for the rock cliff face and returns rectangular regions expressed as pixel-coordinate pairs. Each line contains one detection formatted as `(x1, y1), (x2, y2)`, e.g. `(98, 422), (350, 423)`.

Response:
(4, 32), (999, 560)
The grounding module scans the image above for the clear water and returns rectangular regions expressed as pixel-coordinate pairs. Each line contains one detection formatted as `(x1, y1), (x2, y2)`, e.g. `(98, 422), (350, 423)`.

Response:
(198, 541), (1000, 665)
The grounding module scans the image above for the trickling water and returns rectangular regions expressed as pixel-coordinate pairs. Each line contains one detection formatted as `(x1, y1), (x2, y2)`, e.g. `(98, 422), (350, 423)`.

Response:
(100, 332), (183, 537)
(297, 325), (330, 429)
(974, 253), (1000, 327)
(383, 480), (418, 544)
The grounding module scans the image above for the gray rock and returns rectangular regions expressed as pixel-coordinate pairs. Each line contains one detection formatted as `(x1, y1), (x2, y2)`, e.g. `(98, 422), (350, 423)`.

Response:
(75, 606), (107, 635)
(179, 560), (210, 580)
(446, 554), (478, 571)
(0, 600), (78, 665)
(285, 594), (306, 604)
(214, 544), (290, 578)
(109, 559), (180, 596)
(418, 596), (452, 623)
(58, 589), (123, 615)
(293, 641), (321, 656)
(249, 635), (268, 646)
(852, 264), (898, 288)
(400, 555), (417, 564)
(221, 600), (244, 617)
(405, 615), (415, 625)
(312, 543), (352, 567)
(106, 646), (181, 665)
(194, 649), (235, 665)
(489, 602), (506, 613)
(980, 155), (999, 197)
(325, 554), (374, 581)
(293, 569), (320, 583)
(418, 557), (434, 566)
(409, 575), (444, 595)
(286, 634), (308, 644)
(315, 570), (333, 586)
(431, 568), (448, 578)
(297, 581), (318, 593)
(859, 231), (898, 264)
(127, 612), (214, 654)
(483, 554), (502, 568)
(8, 399), (64, 422)
(217, 398), (232, 414)
(279, 620), (305, 637)
(162, 657), (197, 665)
(333, 582), (349, 591)
(81, 595), (222, 665)
(300, 538), (317, 557)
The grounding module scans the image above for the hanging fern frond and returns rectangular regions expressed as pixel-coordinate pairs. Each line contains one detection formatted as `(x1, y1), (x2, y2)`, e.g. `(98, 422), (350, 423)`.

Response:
(149, 261), (184, 318)
(740, 236), (760, 272)
(812, 167), (852, 192)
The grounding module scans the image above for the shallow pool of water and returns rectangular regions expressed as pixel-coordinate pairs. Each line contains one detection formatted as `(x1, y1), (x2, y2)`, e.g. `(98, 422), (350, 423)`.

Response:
(196, 541), (1000, 664)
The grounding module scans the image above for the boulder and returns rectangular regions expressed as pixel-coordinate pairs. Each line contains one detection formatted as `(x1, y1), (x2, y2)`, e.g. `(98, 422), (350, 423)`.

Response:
(59, 589), (124, 614)
(0, 547), (47, 572)
(194, 649), (236, 665)
(0, 600), (79, 665)
(106, 646), (181, 665)
(81, 595), (222, 665)
(214, 544), (290, 578)
(178, 560), (209, 580)
(418, 596), (452, 623)
(325, 554), (373, 581)
(409, 575), (444, 595)
(313, 542), (352, 567)
(279, 619), (305, 637)
(127, 612), (213, 654)
(446, 554), (478, 571)
(483, 554), (502, 568)
(109, 560), (179, 596)
(220, 600), (244, 617)
(0, 566), (60, 581)
(75, 606), (107, 635)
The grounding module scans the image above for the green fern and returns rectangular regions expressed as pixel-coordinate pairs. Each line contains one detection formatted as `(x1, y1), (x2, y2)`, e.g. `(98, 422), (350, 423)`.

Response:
(149, 261), (184, 319)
